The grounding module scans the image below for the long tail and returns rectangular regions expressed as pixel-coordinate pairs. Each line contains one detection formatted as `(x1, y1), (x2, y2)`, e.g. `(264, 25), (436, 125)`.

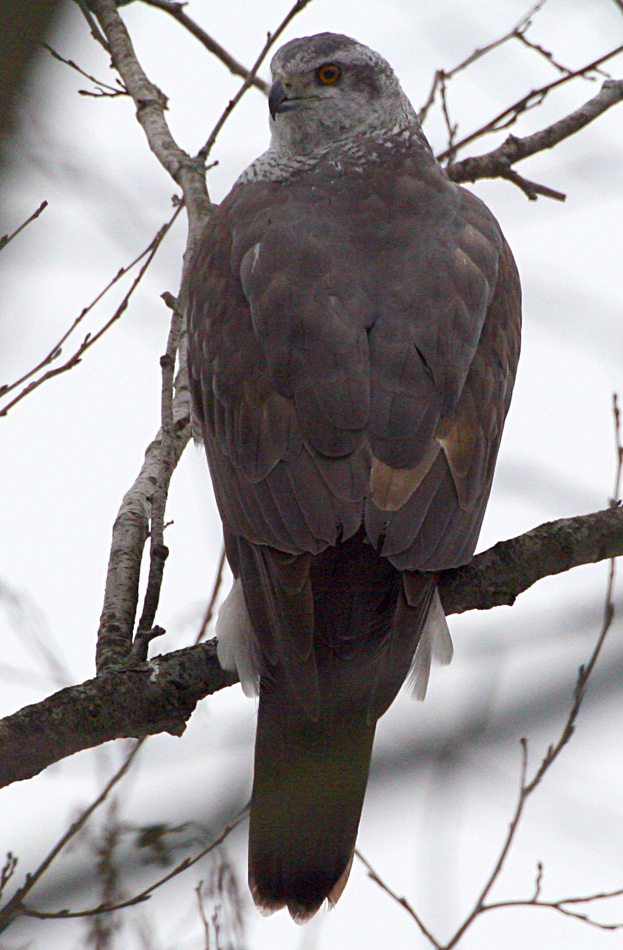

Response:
(248, 675), (376, 923)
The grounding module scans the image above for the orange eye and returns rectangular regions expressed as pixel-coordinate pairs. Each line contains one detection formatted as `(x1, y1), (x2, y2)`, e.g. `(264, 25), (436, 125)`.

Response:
(316, 64), (341, 85)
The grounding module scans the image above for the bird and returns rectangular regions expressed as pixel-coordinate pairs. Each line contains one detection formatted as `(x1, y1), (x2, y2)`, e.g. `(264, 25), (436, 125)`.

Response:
(187, 32), (521, 922)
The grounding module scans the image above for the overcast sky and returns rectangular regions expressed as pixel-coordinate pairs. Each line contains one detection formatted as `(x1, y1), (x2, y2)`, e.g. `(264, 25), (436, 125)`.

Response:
(1, 1), (622, 948)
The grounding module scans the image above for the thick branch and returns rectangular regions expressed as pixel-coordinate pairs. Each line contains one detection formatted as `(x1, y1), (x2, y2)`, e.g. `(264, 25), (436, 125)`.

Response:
(95, 397), (191, 672)
(446, 77), (623, 191)
(438, 505), (623, 614)
(0, 641), (236, 789)
(2, 506), (622, 788)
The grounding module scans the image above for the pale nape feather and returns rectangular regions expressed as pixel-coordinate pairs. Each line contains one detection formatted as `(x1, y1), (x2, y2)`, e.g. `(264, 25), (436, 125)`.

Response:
(405, 589), (453, 701)
(216, 579), (260, 697)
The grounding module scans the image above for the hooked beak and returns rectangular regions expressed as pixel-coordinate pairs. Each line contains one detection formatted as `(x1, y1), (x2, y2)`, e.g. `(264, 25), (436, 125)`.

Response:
(269, 79), (293, 119)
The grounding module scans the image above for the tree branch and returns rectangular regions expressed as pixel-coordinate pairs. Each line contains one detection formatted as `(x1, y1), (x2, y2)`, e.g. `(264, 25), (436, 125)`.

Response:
(88, 0), (211, 248)
(139, 0), (269, 94)
(2, 505), (622, 789)
(95, 382), (191, 672)
(92, 0), (315, 674)
(438, 504), (623, 614)
(0, 641), (236, 789)
(446, 77), (623, 195)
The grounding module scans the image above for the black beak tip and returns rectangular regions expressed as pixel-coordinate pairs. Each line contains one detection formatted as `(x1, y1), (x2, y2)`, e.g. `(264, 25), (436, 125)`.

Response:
(268, 79), (289, 120)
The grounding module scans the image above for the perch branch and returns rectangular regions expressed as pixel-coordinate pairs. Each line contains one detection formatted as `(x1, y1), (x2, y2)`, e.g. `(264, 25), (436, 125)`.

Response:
(1, 504), (621, 787)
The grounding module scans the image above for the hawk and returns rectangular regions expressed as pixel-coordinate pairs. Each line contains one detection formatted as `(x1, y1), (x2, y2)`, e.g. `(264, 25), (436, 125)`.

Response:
(187, 32), (521, 921)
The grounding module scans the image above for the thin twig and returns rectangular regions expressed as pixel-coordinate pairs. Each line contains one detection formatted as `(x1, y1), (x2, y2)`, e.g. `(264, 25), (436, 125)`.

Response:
(197, 0), (316, 162)
(0, 206), (182, 418)
(0, 741), (144, 933)
(439, 74), (458, 160)
(0, 200), (48, 253)
(513, 31), (575, 77)
(444, 742), (530, 948)
(20, 811), (247, 920)
(43, 42), (128, 96)
(365, 401), (623, 946)
(357, 850), (440, 948)
(139, 0), (268, 94)
(0, 856), (17, 902)
(73, 0), (110, 51)
(522, 397), (621, 796)
(500, 167), (566, 201)
(438, 43), (623, 163)
(444, 0), (550, 81)
(195, 546), (227, 646)
(418, 1), (550, 123)
(483, 890), (623, 932)
(89, 0), (211, 245)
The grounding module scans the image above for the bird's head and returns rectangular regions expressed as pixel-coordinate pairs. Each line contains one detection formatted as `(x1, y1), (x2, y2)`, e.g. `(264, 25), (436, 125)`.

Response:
(268, 33), (418, 156)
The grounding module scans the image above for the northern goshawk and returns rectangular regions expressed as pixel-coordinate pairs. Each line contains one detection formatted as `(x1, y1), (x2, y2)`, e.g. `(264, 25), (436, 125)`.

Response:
(188, 32), (521, 922)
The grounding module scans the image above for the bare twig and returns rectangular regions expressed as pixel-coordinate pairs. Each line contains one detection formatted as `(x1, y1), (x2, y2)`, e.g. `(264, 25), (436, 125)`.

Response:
(483, 887), (623, 932)
(499, 167), (566, 201)
(197, 0), (316, 162)
(513, 31), (575, 77)
(19, 811), (246, 920)
(195, 545), (226, 646)
(446, 76), (623, 198)
(0, 856), (17, 901)
(444, 742), (530, 947)
(418, 1), (552, 124)
(89, 0), (211, 248)
(444, 0), (550, 81)
(438, 44), (623, 164)
(0, 200), (47, 253)
(0, 741), (143, 932)
(43, 42), (128, 96)
(439, 74), (458, 160)
(522, 397), (621, 796)
(0, 206), (181, 417)
(357, 849), (439, 947)
(73, 0), (110, 51)
(139, 0), (268, 93)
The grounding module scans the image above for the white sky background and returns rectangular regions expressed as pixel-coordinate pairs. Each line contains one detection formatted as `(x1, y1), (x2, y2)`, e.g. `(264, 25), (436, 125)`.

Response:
(0, 0), (622, 948)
